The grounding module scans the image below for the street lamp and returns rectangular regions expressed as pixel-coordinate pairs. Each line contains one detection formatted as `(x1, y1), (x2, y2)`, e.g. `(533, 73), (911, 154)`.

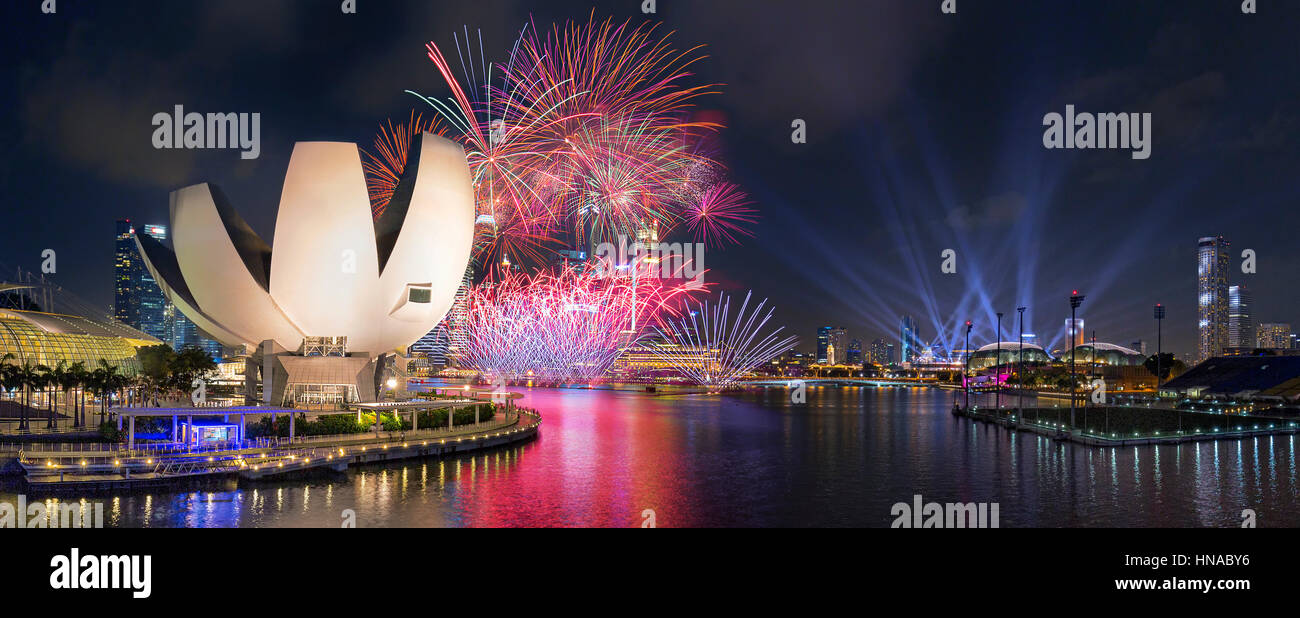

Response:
(964, 320), (972, 411)
(1017, 306), (1026, 414)
(1154, 304), (1166, 391)
(1069, 291), (1086, 432)
(995, 312), (1004, 410)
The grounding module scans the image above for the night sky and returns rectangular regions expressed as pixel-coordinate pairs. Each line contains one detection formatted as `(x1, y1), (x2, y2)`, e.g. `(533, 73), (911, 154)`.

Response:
(3, 0), (1298, 358)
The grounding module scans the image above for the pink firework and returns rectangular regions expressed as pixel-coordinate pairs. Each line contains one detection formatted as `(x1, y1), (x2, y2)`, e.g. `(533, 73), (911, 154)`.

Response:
(462, 263), (703, 382)
(394, 15), (757, 267)
(685, 183), (757, 248)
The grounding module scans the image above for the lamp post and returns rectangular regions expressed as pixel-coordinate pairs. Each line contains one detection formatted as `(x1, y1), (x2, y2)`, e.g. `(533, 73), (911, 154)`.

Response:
(1017, 306), (1026, 415)
(964, 320), (972, 411)
(1154, 304), (1166, 391)
(1069, 291), (1086, 432)
(995, 312), (1004, 410)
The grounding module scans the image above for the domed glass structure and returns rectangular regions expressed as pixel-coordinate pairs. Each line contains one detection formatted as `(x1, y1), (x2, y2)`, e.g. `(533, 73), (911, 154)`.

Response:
(1057, 342), (1146, 366)
(967, 342), (1052, 372)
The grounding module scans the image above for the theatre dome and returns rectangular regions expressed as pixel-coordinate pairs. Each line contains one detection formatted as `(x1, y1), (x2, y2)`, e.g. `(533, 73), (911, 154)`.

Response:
(1059, 342), (1146, 366)
(967, 342), (1052, 371)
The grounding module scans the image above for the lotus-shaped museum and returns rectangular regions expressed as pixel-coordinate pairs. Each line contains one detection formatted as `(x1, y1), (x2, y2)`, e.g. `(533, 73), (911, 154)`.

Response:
(136, 134), (474, 360)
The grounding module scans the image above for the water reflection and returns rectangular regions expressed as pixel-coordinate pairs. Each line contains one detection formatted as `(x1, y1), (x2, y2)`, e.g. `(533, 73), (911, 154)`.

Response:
(3, 386), (1298, 527)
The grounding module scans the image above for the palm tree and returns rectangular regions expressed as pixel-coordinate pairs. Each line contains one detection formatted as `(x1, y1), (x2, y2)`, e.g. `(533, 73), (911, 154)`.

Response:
(14, 360), (43, 432)
(45, 360), (70, 430)
(95, 359), (128, 425)
(67, 362), (86, 428)
(1, 353), (19, 431)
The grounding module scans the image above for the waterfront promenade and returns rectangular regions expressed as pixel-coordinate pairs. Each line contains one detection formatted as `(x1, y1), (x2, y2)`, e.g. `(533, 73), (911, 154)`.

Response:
(953, 404), (1300, 446)
(5, 408), (541, 494)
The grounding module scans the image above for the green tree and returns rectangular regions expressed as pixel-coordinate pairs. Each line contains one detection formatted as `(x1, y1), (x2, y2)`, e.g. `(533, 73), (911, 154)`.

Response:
(1143, 353), (1185, 381)
(169, 346), (217, 398)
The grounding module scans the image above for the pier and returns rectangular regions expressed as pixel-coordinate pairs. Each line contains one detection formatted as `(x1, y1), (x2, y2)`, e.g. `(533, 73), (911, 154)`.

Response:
(952, 404), (1300, 446)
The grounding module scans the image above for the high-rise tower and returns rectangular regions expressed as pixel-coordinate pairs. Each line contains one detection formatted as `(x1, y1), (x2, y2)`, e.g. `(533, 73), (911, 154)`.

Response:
(1197, 236), (1230, 361)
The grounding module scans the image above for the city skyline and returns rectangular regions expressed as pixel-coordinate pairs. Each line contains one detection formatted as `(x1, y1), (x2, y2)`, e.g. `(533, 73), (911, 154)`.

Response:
(5, 2), (1300, 362)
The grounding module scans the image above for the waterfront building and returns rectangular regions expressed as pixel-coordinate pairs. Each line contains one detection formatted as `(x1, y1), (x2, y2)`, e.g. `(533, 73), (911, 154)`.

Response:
(0, 283), (159, 375)
(1065, 342), (1147, 366)
(966, 342), (1052, 372)
(1161, 356), (1300, 401)
(134, 134), (474, 406)
(1197, 235), (1231, 361)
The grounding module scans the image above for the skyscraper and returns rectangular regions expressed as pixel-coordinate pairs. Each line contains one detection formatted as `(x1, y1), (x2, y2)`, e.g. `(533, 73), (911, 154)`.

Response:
(827, 327), (847, 364)
(1228, 285), (1254, 349)
(114, 219), (142, 327)
(114, 220), (223, 360)
(816, 326), (831, 364)
(445, 259), (475, 366)
(1197, 236), (1230, 361)
(899, 316), (920, 364)
(410, 320), (450, 366)
(869, 338), (894, 365)
(847, 338), (862, 365)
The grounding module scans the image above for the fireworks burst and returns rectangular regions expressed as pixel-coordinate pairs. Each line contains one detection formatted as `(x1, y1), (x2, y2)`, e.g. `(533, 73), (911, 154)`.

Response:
(651, 291), (798, 389)
(463, 263), (702, 382)
(685, 182), (757, 248)
(362, 111), (447, 217)
(369, 13), (756, 270)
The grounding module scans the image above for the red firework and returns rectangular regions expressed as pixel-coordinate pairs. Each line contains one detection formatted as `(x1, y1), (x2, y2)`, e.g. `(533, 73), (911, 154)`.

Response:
(685, 183), (757, 248)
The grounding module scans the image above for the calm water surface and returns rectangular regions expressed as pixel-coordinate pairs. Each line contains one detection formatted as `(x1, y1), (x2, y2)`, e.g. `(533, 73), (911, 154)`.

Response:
(6, 386), (1298, 527)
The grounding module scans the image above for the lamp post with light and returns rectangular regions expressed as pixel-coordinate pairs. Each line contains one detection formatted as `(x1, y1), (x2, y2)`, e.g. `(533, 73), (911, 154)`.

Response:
(1017, 306), (1026, 415)
(964, 320), (972, 411)
(995, 312), (1004, 411)
(1069, 291), (1085, 432)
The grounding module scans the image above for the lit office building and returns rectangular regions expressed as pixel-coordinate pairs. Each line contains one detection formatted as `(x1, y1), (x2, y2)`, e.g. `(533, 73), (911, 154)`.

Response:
(826, 327), (847, 364)
(1197, 236), (1230, 361)
(847, 338), (862, 365)
(445, 259), (475, 367)
(869, 338), (895, 365)
(115, 221), (222, 360)
(816, 326), (831, 364)
(899, 316), (920, 364)
(1257, 323), (1293, 350)
(1228, 285), (1254, 349)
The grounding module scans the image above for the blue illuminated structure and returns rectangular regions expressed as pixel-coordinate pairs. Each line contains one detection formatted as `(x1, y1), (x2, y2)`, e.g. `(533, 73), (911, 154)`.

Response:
(179, 420), (244, 449)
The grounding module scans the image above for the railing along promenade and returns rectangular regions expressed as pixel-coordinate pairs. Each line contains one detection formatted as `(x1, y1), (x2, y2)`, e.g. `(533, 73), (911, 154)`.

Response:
(11, 409), (538, 470)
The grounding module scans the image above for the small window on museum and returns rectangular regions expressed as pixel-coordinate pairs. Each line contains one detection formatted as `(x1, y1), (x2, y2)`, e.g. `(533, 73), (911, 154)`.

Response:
(408, 287), (432, 304)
